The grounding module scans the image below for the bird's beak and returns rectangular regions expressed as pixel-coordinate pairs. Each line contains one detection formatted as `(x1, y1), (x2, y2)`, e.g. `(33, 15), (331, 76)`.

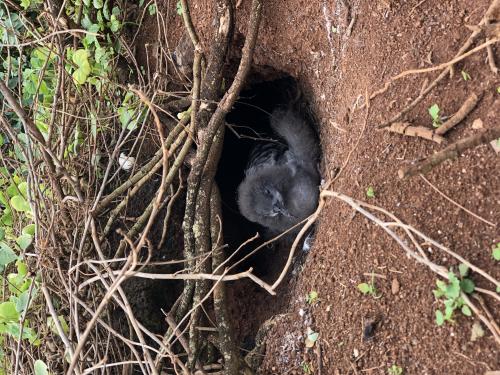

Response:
(278, 207), (292, 217)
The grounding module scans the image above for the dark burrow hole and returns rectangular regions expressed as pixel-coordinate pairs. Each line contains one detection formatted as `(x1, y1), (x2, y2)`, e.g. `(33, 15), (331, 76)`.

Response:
(217, 74), (318, 277)
(216, 73), (320, 349)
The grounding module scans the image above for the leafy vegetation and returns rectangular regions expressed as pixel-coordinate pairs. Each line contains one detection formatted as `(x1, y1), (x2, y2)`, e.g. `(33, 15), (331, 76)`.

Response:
(306, 290), (319, 305)
(0, 0), (134, 371)
(366, 186), (375, 198)
(301, 361), (313, 374)
(357, 276), (380, 298)
(428, 104), (442, 128)
(388, 364), (404, 375)
(492, 243), (500, 261)
(433, 267), (475, 326)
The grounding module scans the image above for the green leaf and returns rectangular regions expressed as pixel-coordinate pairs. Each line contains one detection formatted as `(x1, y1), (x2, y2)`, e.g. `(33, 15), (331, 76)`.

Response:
(16, 260), (28, 277)
(149, 4), (157, 15)
(0, 209), (13, 226)
(0, 228), (4, 241)
(10, 195), (31, 212)
(458, 263), (469, 277)
(34, 359), (48, 375)
(366, 186), (375, 198)
(460, 278), (475, 294)
(176, 1), (183, 15)
(357, 283), (373, 295)
(22, 224), (35, 236)
(20, 0), (31, 9)
(0, 302), (19, 322)
(0, 242), (18, 266)
(306, 291), (318, 304)
(428, 104), (440, 120)
(109, 15), (120, 32)
(444, 304), (454, 320)
(16, 234), (32, 250)
(93, 0), (104, 9)
(428, 104), (442, 127)
(461, 305), (472, 317)
(446, 272), (460, 298)
(0, 191), (8, 205)
(7, 272), (31, 294)
(433, 289), (444, 298)
(435, 280), (447, 291)
(72, 50), (91, 85)
(492, 243), (500, 261)
(6, 183), (19, 197)
(435, 310), (444, 326)
(461, 70), (471, 81)
(17, 181), (28, 198)
(15, 290), (32, 314)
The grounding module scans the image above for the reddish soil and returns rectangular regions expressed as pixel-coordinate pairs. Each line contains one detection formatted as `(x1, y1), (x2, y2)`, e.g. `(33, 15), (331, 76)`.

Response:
(139, 0), (499, 374)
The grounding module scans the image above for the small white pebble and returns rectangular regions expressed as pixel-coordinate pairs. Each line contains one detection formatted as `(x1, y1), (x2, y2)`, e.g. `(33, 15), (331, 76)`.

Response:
(118, 153), (135, 171)
(299, 309), (305, 317)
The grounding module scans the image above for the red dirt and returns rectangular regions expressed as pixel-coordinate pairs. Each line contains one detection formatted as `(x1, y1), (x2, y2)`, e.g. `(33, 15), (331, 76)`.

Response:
(141, 0), (500, 374)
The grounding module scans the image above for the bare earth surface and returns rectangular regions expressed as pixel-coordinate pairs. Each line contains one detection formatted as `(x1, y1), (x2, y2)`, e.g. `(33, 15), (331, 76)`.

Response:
(141, 0), (499, 374)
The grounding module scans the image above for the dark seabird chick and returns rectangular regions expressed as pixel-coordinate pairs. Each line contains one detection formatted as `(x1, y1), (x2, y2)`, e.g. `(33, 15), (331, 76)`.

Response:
(237, 108), (320, 234)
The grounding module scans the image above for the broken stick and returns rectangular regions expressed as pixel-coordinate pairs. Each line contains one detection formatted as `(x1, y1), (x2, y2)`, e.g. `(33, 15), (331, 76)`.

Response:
(385, 122), (445, 144)
(398, 126), (500, 178)
(435, 93), (481, 135)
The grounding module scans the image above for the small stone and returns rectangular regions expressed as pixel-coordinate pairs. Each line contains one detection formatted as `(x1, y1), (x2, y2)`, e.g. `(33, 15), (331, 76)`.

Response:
(471, 118), (483, 129)
(471, 322), (485, 341)
(353, 348), (359, 358)
(391, 278), (400, 294)
(490, 139), (500, 154)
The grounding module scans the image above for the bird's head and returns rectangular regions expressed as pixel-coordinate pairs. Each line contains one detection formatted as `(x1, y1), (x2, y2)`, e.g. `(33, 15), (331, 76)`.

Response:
(237, 167), (294, 224)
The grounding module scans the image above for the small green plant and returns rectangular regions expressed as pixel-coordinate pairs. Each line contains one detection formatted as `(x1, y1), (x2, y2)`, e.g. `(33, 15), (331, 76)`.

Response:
(148, 3), (157, 15)
(388, 364), (403, 375)
(357, 275), (380, 298)
(357, 282), (375, 295)
(176, 1), (183, 15)
(460, 70), (471, 81)
(301, 361), (313, 374)
(496, 86), (500, 94)
(433, 269), (475, 326)
(492, 243), (500, 261)
(428, 104), (442, 128)
(366, 186), (375, 198)
(306, 290), (319, 305)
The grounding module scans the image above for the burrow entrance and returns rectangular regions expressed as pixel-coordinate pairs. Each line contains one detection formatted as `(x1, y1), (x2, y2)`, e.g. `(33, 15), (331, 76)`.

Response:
(216, 73), (320, 347)
(216, 74), (317, 278)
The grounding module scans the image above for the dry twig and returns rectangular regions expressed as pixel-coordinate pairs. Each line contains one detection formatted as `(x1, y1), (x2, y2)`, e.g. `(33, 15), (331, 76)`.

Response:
(385, 122), (445, 144)
(398, 126), (500, 178)
(435, 93), (481, 135)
